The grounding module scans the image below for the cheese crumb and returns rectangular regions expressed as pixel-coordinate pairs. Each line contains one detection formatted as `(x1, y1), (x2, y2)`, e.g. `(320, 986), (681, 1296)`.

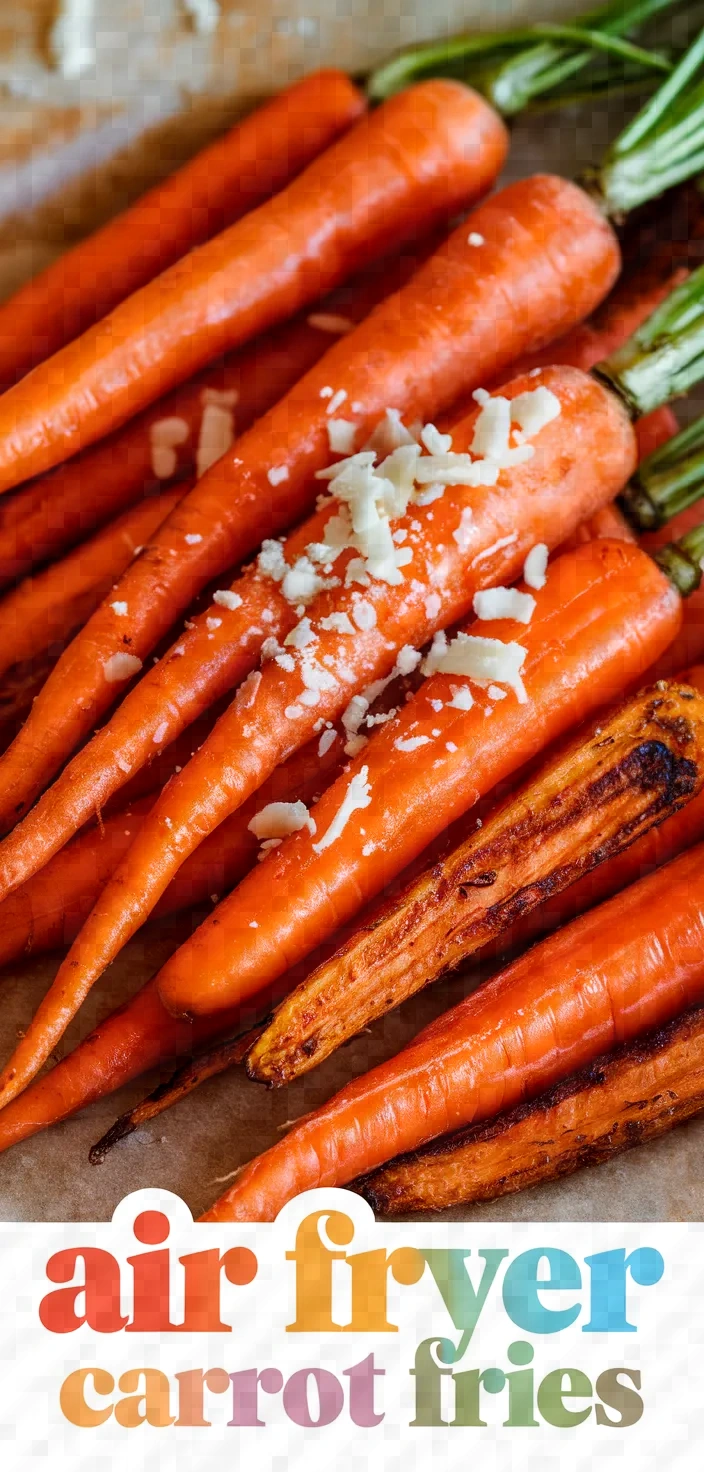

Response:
(327, 420), (358, 455)
(320, 612), (355, 635)
(326, 389), (348, 416)
(213, 589), (243, 610)
(110, 601), (128, 616)
(267, 465), (289, 487)
(523, 542), (549, 590)
(447, 685), (474, 711)
(196, 399), (235, 477)
(184, 533), (202, 545)
(473, 587), (536, 624)
(395, 734), (431, 752)
(103, 652), (143, 683)
(468, 231), (485, 246)
(318, 727), (338, 757)
(248, 800), (312, 840)
(312, 766), (372, 853)
(284, 617), (317, 650)
(149, 417), (189, 479)
(206, 617), (222, 632)
(424, 632), (528, 704)
(352, 599), (377, 631)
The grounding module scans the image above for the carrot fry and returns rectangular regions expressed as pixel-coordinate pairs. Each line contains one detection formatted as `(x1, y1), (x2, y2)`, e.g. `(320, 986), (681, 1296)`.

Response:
(201, 840), (704, 1221)
(0, 71), (366, 390)
(0, 361), (640, 1104)
(0, 176), (620, 845)
(0, 82), (507, 490)
(246, 679), (704, 1085)
(357, 1003), (704, 1215)
(0, 489), (182, 682)
(0, 248), (426, 589)
(0, 723), (348, 968)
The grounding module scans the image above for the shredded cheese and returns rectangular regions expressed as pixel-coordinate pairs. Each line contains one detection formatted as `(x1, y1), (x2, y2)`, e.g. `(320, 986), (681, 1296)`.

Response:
(247, 801), (312, 841)
(149, 417), (189, 480)
(103, 652), (143, 683)
(196, 400), (235, 477)
(423, 631), (528, 704)
(267, 466), (289, 487)
(523, 542), (549, 590)
(213, 589), (243, 610)
(312, 766), (372, 853)
(110, 601), (128, 617)
(472, 587), (536, 624)
(395, 735), (431, 752)
(327, 420), (358, 455)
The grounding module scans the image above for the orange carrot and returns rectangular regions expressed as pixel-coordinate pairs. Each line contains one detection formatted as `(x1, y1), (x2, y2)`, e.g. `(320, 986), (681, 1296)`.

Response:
(0, 365), (640, 1099)
(201, 840), (704, 1221)
(0, 176), (619, 838)
(0, 82), (507, 490)
(0, 725), (347, 967)
(156, 536), (678, 1024)
(0, 248), (426, 589)
(0, 489), (182, 681)
(642, 505), (704, 677)
(0, 72), (366, 390)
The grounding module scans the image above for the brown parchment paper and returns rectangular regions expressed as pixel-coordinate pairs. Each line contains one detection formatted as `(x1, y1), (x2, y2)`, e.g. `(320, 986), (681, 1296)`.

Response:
(0, 2), (700, 1223)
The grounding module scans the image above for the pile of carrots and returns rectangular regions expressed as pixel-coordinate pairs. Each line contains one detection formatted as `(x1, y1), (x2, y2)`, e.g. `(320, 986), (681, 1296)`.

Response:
(1, 45), (704, 1223)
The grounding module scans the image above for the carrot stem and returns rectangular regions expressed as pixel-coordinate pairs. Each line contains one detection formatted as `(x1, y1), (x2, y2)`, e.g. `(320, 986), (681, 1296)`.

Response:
(596, 259), (704, 414)
(654, 519), (704, 592)
(623, 408), (704, 527)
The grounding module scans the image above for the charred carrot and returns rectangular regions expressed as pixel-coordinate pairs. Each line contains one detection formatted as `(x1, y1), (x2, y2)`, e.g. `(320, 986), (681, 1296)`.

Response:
(0, 72), (366, 390)
(201, 839), (704, 1221)
(0, 489), (182, 682)
(357, 1003), (704, 1215)
(0, 82), (507, 491)
(0, 248), (426, 589)
(0, 361), (642, 1102)
(246, 679), (704, 1085)
(0, 175), (619, 840)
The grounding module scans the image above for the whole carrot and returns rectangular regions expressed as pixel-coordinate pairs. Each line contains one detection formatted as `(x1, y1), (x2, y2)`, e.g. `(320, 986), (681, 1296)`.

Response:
(0, 365), (641, 1100)
(0, 248), (426, 589)
(0, 175), (618, 838)
(0, 489), (182, 682)
(0, 72), (366, 390)
(0, 82), (507, 491)
(200, 840), (704, 1221)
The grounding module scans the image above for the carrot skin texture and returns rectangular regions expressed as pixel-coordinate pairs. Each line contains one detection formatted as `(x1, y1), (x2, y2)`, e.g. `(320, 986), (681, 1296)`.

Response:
(0, 72), (366, 390)
(0, 490), (182, 679)
(0, 250), (424, 589)
(0, 179), (621, 845)
(357, 1004), (704, 1215)
(201, 840), (704, 1222)
(0, 82), (508, 489)
(0, 727), (345, 966)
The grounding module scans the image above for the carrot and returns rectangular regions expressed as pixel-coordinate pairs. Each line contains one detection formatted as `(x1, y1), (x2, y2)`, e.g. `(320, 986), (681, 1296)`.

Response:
(356, 1003), (704, 1215)
(0, 82), (507, 491)
(0, 72), (366, 390)
(0, 489), (182, 683)
(200, 839), (704, 1221)
(0, 247), (427, 589)
(642, 504), (704, 677)
(156, 535), (677, 1026)
(245, 678), (704, 1085)
(0, 176), (619, 841)
(0, 723), (349, 968)
(0, 362), (640, 1102)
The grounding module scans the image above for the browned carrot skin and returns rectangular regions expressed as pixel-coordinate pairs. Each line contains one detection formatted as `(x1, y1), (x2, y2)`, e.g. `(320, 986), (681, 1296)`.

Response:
(89, 1030), (256, 1165)
(246, 681), (704, 1086)
(357, 1004), (704, 1215)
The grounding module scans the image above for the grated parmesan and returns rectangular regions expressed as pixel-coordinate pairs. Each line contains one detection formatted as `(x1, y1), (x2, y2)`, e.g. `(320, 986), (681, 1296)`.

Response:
(213, 589), (243, 610)
(320, 611), (355, 635)
(196, 400), (235, 478)
(395, 734), (431, 752)
(184, 533), (202, 546)
(424, 631), (528, 704)
(327, 420), (358, 456)
(267, 465), (289, 487)
(473, 587), (536, 624)
(318, 727), (338, 757)
(248, 801), (312, 841)
(352, 599), (377, 631)
(110, 601), (128, 617)
(523, 542), (549, 590)
(149, 417), (189, 480)
(103, 652), (143, 683)
(312, 766), (372, 853)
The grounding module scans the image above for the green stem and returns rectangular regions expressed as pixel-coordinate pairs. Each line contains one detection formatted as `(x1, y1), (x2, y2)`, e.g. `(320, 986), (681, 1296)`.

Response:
(622, 413), (704, 528)
(367, 0), (677, 110)
(594, 24), (704, 215)
(594, 261), (704, 417)
(653, 523), (704, 594)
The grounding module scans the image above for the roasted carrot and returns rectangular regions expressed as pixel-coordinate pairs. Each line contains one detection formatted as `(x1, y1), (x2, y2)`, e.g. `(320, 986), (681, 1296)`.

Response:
(0, 362), (640, 1103)
(201, 839), (704, 1221)
(246, 679), (704, 1085)
(6, 670), (704, 1159)
(0, 723), (349, 967)
(0, 247), (427, 589)
(0, 82), (507, 491)
(0, 176), (620, 842)
(0, 72), (366, 390)
(0, 489), (182, 682)
(357, 1003), (704, 1215)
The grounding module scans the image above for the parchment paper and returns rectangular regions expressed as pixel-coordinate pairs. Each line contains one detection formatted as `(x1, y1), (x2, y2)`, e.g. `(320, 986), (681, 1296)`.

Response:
(0, 2), (699, 1222)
